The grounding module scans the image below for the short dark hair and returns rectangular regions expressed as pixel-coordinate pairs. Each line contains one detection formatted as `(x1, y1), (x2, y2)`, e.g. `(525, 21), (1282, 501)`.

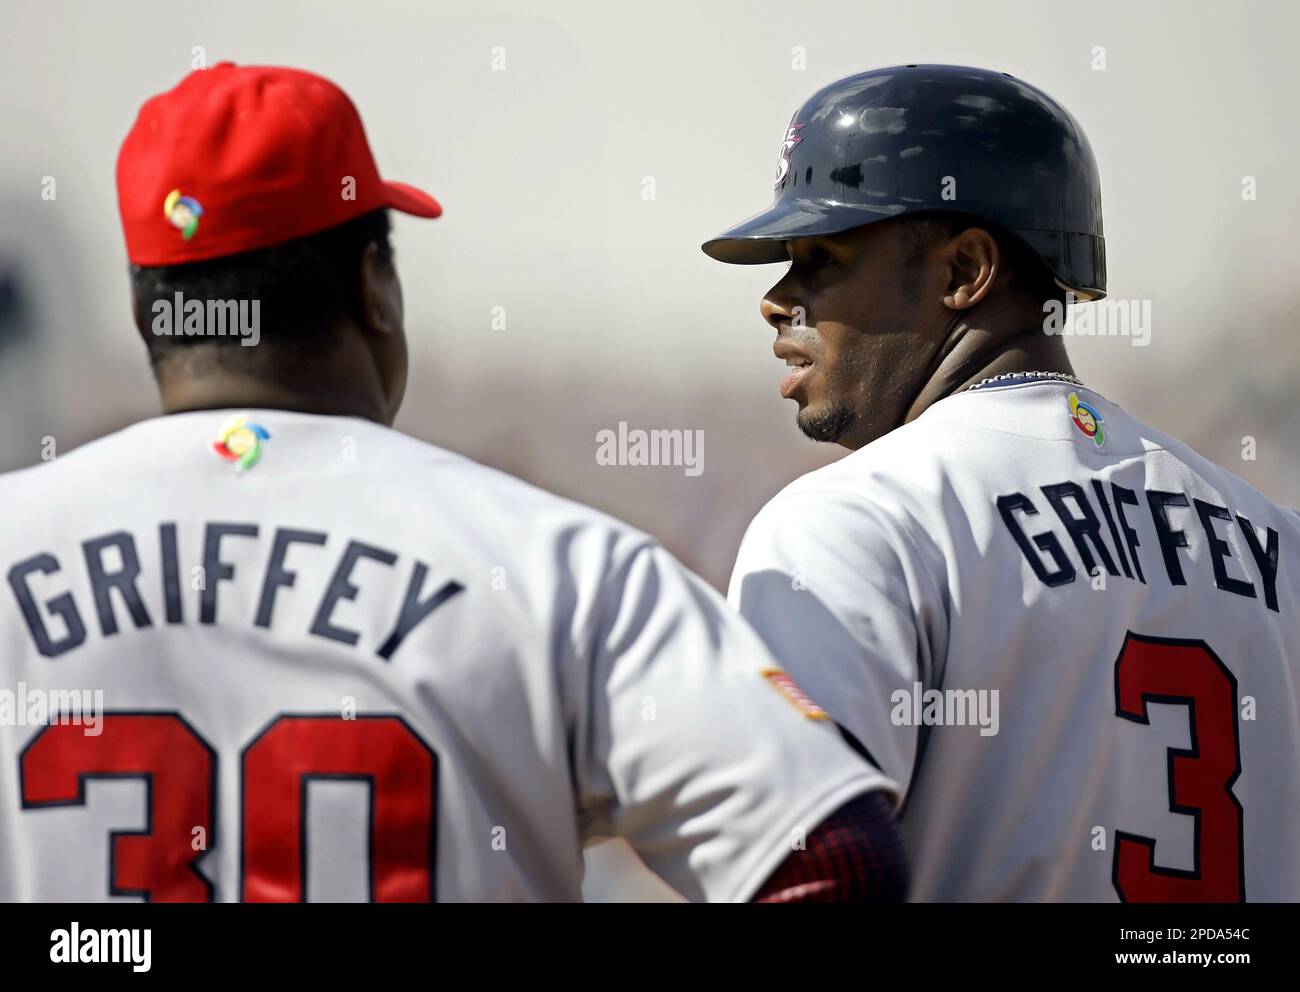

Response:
(900, 211), (1066, 305)
(130, 209), (393, 368)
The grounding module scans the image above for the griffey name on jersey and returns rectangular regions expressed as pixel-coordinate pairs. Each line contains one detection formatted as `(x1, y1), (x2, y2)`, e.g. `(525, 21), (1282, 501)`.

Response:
(997, 478), (1280, 612)
(6, 523), (463, 659)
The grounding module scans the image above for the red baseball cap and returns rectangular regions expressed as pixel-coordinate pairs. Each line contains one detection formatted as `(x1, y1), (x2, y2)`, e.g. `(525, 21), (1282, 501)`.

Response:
(117, 63), (441, 266)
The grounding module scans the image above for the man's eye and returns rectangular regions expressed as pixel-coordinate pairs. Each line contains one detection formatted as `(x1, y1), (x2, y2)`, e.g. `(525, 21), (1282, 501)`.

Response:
(788, 245), (837, 271)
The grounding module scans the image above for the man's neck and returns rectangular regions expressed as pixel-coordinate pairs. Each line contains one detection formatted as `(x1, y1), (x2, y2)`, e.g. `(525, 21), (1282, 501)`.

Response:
(904, 319), (1074, 426)
(157, 372), (390, 425)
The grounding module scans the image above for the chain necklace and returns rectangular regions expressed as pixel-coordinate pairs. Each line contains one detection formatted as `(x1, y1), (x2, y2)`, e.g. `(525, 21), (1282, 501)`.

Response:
(964, 370), (1084, 392)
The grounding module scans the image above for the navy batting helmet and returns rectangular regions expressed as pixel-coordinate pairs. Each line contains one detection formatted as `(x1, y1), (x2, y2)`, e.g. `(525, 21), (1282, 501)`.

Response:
(702, 64), (1106, 301)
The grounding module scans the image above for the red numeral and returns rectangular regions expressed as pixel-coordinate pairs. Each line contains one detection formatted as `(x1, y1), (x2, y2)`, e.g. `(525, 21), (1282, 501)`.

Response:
(1113, 633), (1245, 902)
(21, 713), (215, 902)
(20, 712), (436, 901)
(242, 715), (437, 902)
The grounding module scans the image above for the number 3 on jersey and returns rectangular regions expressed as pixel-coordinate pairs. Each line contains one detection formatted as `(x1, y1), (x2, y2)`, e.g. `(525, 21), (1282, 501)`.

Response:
(20, 713), (437, 901)
(1112, 632), (1245, 902)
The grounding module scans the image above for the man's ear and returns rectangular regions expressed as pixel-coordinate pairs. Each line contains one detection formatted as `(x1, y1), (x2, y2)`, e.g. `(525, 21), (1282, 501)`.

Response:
(129, 285), (140, 335)
(359, 242), (402, 335)
(128, 283), (147, 340)
(942, 227), (1000, 311)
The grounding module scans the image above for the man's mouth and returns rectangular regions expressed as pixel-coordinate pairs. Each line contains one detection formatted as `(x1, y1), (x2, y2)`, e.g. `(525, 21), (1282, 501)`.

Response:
(774, 340), (815, 399)
(779, 357), (814, 399)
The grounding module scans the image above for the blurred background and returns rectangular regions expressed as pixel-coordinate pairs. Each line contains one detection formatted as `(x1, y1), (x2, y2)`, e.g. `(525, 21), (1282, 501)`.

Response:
(2, 0), (1298, 590)
(2, 0), (1297, 902)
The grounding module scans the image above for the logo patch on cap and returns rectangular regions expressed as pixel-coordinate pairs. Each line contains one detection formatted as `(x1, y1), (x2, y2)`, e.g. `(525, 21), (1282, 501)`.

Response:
(1068, 391), (1105, 448)
(762, 668), (829, 720)
(211, 414), (269, 470)
(163, 189), (203, 240)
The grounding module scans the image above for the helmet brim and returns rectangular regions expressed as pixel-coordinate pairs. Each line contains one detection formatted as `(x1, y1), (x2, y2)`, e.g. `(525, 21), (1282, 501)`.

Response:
(702, 197), (906, 264)
(704, 201), (1107, 302)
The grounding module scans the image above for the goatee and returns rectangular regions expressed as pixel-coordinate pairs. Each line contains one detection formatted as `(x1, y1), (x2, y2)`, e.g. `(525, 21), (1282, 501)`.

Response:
(796, 404), (855, 444)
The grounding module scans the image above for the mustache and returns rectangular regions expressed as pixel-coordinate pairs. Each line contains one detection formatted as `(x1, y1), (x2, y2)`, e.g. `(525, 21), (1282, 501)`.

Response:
(775, 322), (819, 346)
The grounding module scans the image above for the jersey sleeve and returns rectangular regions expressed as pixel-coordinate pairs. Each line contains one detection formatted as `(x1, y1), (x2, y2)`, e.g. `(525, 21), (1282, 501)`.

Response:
(572, 539), (897, 903)
(727, 487), (947, 798)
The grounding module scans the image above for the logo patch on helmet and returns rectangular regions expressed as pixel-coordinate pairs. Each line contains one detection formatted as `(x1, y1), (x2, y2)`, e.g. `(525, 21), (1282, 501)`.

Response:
(773, 119), (805, 188)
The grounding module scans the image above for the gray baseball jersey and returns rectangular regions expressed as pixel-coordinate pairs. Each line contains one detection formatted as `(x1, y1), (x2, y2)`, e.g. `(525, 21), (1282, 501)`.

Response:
(0, 409), (892, 902)
(730, 378), (1296, 901)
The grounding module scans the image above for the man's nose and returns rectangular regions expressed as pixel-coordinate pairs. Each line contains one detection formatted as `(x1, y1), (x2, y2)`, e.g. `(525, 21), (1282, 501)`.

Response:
(761, 289), (798, 331)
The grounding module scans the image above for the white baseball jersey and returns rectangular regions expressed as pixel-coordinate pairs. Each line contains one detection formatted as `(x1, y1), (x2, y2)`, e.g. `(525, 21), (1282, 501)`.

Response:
(0, 409), (892, 902)
(730, 377), (1298, 901)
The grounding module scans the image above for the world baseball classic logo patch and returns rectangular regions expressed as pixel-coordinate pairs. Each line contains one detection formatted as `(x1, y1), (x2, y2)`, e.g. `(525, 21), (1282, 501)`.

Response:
(762, 668), (829, 720)
(1068, 391), (1106, 448)
(163, 188), (204, 241)
(210, 414), (270, 470)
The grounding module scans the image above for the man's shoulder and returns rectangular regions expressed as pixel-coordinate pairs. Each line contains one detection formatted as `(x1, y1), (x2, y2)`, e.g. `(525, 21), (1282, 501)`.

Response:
(744, 386), (1089, 556)
(771, 382), (1140, 509)
(0, 411), (653, 552)
(743, 425), (946, 568)
(756, 381), (1300, 553)
(762, 411), (960, 524)
(382, 430), (651, 540)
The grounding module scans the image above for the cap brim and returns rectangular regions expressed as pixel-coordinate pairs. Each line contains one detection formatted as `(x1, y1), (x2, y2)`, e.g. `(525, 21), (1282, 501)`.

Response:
(702, 197), (910, 264)
(384, 180), (442, 219)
